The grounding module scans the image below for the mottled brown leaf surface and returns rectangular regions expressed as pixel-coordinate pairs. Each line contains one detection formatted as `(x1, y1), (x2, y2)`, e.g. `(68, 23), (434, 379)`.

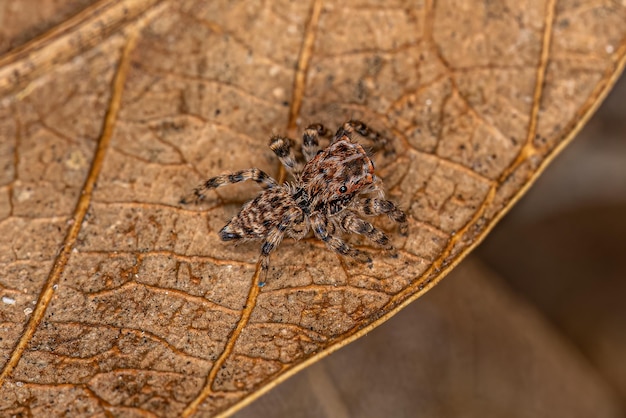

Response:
(0, 0), (100, 54)
(0, 0), (625, 416)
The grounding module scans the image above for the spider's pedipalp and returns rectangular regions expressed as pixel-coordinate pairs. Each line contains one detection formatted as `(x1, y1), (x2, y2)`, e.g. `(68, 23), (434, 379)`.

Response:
(339, 211), (393, 250)
(358, 198), (408, 236)
(182, 168), (277, 204)
(302, 123), (327, 161)
(310, 213), (372, 266)
(269, 135), (302, 176)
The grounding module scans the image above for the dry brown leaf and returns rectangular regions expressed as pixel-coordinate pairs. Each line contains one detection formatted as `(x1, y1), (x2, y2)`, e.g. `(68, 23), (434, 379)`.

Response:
(0, 0), (624, 416)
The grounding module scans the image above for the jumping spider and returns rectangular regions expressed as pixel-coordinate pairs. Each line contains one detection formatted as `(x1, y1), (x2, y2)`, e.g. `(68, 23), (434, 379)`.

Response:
(182, 120), (408, 284)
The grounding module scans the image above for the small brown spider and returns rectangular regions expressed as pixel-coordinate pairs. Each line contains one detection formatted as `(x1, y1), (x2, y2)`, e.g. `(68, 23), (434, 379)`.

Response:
(182, 120), (407, 284)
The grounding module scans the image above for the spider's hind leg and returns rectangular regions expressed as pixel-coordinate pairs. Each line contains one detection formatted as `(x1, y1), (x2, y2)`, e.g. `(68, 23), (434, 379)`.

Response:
(269, 136), (303, 177)
(181, 168), (277, 204)
(334, 120), (391, 154)
(258, 234), (282, 286)
(302, 123), (328, 161)
(256, 207), (302, 285)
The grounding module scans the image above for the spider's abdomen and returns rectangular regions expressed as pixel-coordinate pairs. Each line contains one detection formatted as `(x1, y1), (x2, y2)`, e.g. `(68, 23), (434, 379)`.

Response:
(219, 188), (294, 240)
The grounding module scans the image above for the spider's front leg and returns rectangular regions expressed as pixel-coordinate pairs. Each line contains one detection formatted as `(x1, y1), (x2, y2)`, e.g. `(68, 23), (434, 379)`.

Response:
(310, 212), (373, 267)
(180, 168), (277, 204)
(339, 211), (395, 252)
(358, 198), (408, 236)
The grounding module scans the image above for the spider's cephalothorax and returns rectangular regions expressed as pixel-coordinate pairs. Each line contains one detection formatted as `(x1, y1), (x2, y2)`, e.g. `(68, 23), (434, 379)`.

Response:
(182, 120), (408, 284)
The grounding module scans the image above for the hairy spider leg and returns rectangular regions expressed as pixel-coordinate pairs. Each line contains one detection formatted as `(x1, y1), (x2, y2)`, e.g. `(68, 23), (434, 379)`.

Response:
(257, 206), (303, 284)
(310, 212), (373, 267)
(339, 211), (394, 250)
(357, 198), (408, 236)
(257, 227), (285, 285)
(269, 136), (303, 177)
(302, 123), (327, 162)
(182, 168), (278, 204)
(333, 120), (390, 154)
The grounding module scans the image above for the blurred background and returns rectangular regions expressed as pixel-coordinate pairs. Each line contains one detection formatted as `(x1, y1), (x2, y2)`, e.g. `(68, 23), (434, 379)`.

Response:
(476, 67), (626, 414)
(237, 73), (626, 417)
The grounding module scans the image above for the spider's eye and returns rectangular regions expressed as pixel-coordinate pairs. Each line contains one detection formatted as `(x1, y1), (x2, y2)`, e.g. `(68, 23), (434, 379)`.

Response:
(339, 185), (347, 193)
